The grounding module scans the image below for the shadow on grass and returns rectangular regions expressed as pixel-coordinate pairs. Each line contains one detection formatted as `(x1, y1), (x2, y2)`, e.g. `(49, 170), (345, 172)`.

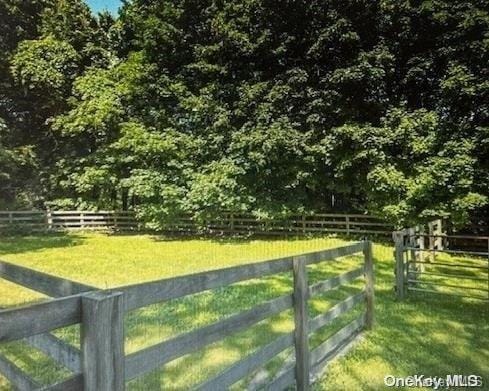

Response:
(1, 238), (487, 390)
(145, 232), (361, 244)
(314, 247), (489, 390)
(339, 295), (489, 387)
(0, 233), (85, 256)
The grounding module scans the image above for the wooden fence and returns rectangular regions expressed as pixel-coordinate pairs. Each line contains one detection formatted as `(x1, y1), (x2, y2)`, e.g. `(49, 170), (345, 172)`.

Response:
(0, 241), (374, 390)
(0, 210), (393, 236)
(393, 225), (489, 301)
(0, 210), (137, 231)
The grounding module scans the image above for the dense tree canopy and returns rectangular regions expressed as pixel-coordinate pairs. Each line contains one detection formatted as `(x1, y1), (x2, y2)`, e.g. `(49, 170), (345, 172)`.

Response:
(1, 0), (488, 226)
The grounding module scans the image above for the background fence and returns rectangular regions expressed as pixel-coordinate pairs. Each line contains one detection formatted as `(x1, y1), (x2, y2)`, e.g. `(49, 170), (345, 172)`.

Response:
(0, 241), (373, 390)
(0, 210), (137, 232)
(0, 210), (393, 236)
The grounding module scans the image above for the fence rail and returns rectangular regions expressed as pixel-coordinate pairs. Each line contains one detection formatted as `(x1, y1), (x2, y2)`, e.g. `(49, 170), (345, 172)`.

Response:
(0, 210), (393, 236)
(393, 226), (489, 301)
(0, 241), (374, 390)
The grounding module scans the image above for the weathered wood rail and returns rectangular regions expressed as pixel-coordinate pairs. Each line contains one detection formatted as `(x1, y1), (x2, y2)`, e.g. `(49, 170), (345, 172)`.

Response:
(0, 210), (393, 236)
(0, 241), (374, 390)
(0, 260), (95, 390)
(393, 226), (489, 301)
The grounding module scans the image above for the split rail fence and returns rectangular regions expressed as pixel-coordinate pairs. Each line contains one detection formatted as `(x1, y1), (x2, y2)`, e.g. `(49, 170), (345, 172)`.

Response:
(0, 210), (393, 236)
(0, 241), (374, 390)
(393, 221), (489, 301)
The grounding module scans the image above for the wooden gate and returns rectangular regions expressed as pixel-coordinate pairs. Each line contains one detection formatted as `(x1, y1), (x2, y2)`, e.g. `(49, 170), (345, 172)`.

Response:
(394, 230), (489, 301)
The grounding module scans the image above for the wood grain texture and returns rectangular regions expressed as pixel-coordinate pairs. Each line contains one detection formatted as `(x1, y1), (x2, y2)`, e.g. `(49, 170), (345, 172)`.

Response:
(293, 257), (310, 391)
(81, 291), (124, 391)
(0, 266), (90, 386)
(0, 295), (82, 343)
(0, 260), (93, 298)
(26, 333), (81, 373)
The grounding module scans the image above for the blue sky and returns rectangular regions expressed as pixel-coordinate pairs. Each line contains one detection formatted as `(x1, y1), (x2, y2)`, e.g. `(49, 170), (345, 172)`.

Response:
(86, 0), (121, 14)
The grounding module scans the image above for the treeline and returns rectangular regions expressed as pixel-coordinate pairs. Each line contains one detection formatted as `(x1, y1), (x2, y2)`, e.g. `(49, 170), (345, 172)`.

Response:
(1, 0), (488, 227)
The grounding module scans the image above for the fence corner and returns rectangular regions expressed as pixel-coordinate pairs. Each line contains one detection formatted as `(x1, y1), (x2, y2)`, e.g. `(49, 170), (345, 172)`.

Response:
(81, 290), (125, 391)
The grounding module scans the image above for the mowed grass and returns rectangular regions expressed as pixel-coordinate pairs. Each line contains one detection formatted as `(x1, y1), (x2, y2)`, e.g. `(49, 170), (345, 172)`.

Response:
(0, 233), (488, 390)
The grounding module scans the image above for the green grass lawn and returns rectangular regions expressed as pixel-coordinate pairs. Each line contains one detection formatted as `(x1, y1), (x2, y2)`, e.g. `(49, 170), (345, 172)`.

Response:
(0, 233), (488, 390)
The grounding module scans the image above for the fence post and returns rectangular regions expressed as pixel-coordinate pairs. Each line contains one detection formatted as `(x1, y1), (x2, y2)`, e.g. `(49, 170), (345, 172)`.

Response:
(393, 231), (405, 300)
(81, 291), (124, 391)
(302, 214), (306, 235)
(363, 241), (374, 329)
(346, 215), (350, 235)
(46, 209), (53, 231)
(293, 256), (310, 391)
(8, 211), (13, 225)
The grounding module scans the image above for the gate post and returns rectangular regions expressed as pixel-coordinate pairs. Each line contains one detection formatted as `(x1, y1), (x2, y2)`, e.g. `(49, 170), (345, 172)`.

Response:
(416, 225), (426, 270)
(427, 219), (444, 262)
(81, 291), (124, 391)
(393, 231), (406, 300)
(407, 227), (416, 285)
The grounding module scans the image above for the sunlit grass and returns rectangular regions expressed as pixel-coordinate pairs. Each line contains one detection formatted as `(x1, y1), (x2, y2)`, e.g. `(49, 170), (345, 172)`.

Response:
(0, 233), (488, 390)
(0, 233), (351, 293)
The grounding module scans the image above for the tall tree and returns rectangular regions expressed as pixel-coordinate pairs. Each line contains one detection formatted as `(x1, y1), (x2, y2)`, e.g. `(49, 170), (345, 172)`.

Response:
(0, 0), (116, 207)
(2, 0), (488, 227)
(0, 0), (46, 206)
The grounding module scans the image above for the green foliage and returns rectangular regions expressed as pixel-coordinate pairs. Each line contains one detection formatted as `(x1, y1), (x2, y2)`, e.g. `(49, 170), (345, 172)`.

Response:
(11, 36), (79, 98)
(186, 159), (252, 221)
(1, 0), (488, 226)
(0, 0), (116, 208)
(41, 0), (115, 66)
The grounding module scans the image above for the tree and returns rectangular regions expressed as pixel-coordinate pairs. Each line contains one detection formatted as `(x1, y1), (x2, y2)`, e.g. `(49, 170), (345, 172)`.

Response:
(2, 0), (488, 227)
(11, 37), (79, 106)
(0, 0), (117, 207)
(0, 0), (47, 206)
